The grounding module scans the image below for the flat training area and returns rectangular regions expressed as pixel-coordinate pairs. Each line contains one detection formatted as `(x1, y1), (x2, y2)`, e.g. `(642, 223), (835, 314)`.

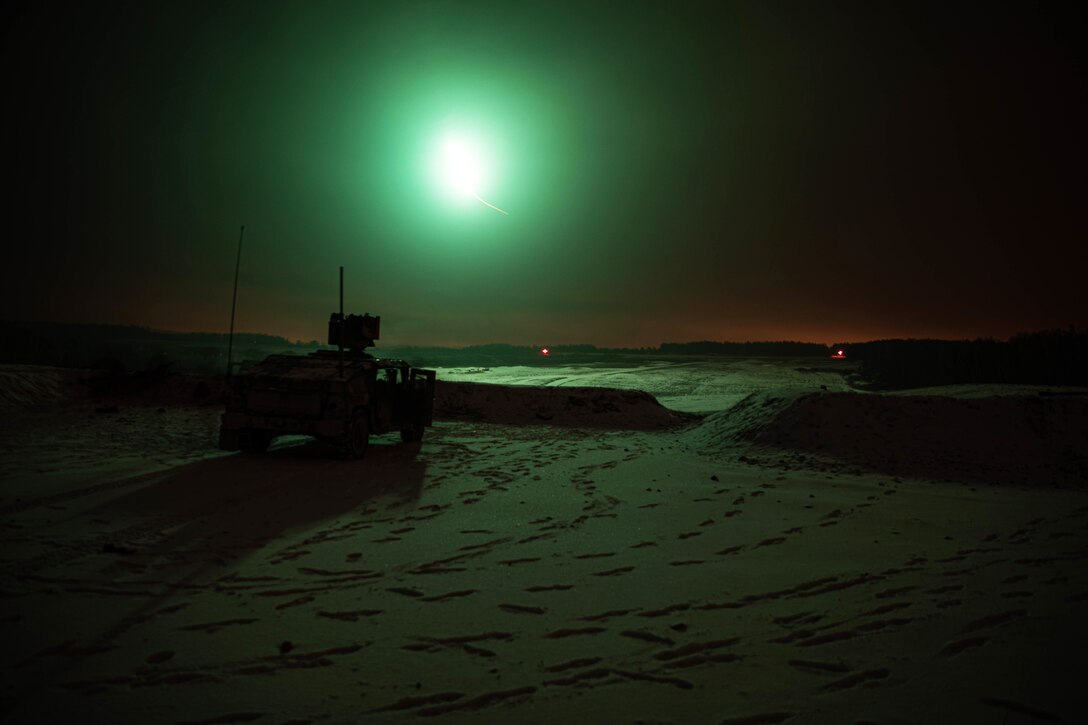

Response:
(2, 360), (1086, 724)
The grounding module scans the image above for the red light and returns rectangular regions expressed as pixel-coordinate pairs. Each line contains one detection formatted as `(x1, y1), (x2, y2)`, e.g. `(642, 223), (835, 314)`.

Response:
(831, 349), (846, 359)
(838, 350), (844, 356)
(541, 347), (549, 356)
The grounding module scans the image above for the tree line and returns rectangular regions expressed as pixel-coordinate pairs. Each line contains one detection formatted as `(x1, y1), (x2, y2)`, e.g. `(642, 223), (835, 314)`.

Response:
(838, 328), (1087, 388)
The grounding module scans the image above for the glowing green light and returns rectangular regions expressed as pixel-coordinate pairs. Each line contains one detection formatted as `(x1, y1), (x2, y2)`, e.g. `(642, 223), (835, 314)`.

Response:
(428, 128), (508, 215)
(437, 136), (484, 196)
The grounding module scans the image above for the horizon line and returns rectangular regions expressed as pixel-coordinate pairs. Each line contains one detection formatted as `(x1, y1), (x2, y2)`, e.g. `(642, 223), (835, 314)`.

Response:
(2, 318), (1082, 349)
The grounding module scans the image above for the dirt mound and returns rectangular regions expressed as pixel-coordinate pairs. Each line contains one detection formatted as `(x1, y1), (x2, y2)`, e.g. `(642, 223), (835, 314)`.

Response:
(435, 380), (693, 429)
(690, 391), (1088, 486)
(0, 364), (226, 408)
(0, 365), (81, 407)
(686, 391), (797, 443)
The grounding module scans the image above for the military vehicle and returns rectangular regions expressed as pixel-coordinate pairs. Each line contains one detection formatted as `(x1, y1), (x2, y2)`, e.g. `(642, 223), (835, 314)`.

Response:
(218, 305), (436, 458)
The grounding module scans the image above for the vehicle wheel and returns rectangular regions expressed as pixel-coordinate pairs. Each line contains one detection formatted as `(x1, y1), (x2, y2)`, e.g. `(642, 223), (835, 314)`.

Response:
(218, 427), (240, 451)
(238, 429), (271, 453)
(345, 411), (370, 458)
(400, 423), (424, 443)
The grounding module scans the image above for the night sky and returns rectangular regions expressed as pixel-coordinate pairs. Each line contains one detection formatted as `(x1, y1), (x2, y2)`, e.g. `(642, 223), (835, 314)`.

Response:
(4, 1), (1086, 347)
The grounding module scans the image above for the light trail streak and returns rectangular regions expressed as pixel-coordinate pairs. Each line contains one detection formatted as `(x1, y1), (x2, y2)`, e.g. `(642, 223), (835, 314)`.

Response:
(472, 192), (509, 215)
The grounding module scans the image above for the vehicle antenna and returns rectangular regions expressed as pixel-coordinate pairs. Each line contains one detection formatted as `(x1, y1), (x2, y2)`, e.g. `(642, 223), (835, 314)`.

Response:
(226, 225), (245, 380)
(338, 266), (344, 377)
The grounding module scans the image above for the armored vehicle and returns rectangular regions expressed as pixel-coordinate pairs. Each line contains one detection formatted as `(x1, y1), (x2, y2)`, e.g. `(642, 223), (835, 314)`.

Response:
(219, 311), (436, 457)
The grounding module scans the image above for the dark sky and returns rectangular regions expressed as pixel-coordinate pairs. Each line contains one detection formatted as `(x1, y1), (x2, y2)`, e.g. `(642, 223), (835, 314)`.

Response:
(4, 1), (1086, 346)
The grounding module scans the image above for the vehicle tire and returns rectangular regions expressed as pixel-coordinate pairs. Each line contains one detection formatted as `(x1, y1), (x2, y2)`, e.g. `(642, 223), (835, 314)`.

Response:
(238, 429), (271, 453)
(345, 411), (370, 458)
(218, 427), (240, 451)
(400, 423), (424, 443)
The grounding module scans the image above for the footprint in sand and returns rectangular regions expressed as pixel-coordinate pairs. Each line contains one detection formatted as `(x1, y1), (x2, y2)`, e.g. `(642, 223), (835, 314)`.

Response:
(176, 618), (258, 634)
(959, 609), (1026, 634)
(938, 635), (989, 657)
(412, 686), (537, 717)
(543, 656), (603, 673)
(457, 537), (510, 552)
(317, 609), (383, 621)
(420, 590), (477, 603)
(525, 584), (573, 593)
(653, 638), (741, 667)
(620, 629), (674, 646)
(387, 587), (425, 598)
(788, 658), (850, 674)
(875, 585), (918, 599)
(580, 608), (639, 622)
(543, 668), (615, 687)
(516, 533), (552, 545)
(859, 602), (910, 618)
(979, 697), (1061, 722)
(499, 603), (547, 615)
(819, 667), (891, 691)
(638, 603), (691, 619)
(718, 713), (796, 725)
(774, 612), (824, 628)
(544, 627), (606, 639)
(275, 595), (315, 610)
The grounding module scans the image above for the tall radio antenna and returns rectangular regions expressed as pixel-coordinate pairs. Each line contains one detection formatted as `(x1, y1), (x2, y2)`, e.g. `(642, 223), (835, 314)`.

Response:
(226, 225), (245, 379)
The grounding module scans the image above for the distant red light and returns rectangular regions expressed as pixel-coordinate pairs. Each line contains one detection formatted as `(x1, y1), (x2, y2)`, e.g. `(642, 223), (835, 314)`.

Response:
(831, 349), (846, 359)
(541, 347), (550, 356)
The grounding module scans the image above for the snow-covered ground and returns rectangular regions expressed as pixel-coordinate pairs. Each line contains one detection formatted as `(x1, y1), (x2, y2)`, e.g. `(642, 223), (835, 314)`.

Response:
(1, 361), (1086, 724)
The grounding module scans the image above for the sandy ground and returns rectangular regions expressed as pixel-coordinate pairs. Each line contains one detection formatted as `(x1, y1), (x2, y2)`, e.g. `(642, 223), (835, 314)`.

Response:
(1, 360), (1087, 724)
